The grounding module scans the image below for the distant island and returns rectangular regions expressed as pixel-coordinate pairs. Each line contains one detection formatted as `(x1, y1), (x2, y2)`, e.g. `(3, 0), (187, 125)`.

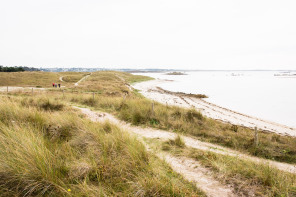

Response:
(166, 72), (187, 75)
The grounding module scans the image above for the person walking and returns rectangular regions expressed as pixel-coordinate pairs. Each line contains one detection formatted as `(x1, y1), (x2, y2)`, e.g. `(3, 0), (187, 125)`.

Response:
(58, 84), (61, 88)
(52, 83), (55, 87)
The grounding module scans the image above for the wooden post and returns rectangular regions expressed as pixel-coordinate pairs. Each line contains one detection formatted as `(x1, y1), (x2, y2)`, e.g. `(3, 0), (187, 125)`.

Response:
(152, 102), (155, 116)
(254, 127), (259, 147)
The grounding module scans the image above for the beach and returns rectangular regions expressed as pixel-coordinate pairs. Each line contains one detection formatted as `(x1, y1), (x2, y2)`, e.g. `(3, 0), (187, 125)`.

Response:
(133, 79), (296, 137)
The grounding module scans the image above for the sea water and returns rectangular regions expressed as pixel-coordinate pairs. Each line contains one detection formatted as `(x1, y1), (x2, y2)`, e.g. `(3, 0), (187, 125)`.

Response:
(134, 71), (296, 128)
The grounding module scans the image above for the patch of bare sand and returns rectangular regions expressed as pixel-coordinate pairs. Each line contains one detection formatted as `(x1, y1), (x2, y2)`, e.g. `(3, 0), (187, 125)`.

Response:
(132, 79), (296, 137)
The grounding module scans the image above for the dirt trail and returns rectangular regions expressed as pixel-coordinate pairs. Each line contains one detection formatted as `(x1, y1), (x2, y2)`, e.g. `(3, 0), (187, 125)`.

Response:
(115, 74), (133, 91)
(161, 154), (235, 197)
(75, 107), (296, 174)
(76, 106), (236, 197)
(132, 79), (296, 137)
(74, 74), (91, 86)
(59, 76), (64, 82)
(0, 86), (45, 92)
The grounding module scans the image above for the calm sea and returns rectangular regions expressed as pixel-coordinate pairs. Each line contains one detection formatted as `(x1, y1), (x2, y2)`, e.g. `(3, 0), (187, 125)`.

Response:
(134, 71), (296, 128)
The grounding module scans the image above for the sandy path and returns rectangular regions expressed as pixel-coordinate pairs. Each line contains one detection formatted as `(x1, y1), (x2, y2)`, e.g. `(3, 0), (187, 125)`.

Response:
(160, 154), (235, 197)
(74, 74), (91, 86)
(76, 106), (236, 197)
(75, 107), (296, 173)
(115, 74), (133, 91)
(132, 79), (296, 137)
(59, 76), (64, 82)
(0, 86), (46, 92)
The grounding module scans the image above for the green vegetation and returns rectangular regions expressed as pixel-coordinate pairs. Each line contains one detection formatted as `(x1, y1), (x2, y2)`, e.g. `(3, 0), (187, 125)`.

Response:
(161, 139), (296, 196)
(0, 96), (203, 196)
(162, 136), (186, 150)
(0, 66), (39, 72)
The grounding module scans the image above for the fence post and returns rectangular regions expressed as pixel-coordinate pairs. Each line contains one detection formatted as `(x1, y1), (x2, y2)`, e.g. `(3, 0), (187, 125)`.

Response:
(152, 102), (155, 116)
(254, 127), (259, 147)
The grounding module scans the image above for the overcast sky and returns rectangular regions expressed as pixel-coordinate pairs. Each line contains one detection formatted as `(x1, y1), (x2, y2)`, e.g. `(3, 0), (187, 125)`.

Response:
(1, 0), (296, 69)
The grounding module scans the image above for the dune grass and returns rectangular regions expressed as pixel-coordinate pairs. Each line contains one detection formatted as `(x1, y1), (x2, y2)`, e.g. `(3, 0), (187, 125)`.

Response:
(0, 71), (89, 88)
(63, 91), (296, 164)
(161, 137), (296, 196)
(62, 73), (91, 83)
(2, 70), (295, 164)
(0, 96), (203, 196)
(76, 71), (152, 94)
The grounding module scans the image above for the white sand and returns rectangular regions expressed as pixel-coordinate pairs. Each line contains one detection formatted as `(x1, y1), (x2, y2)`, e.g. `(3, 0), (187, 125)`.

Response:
(133, 79), (296, 137)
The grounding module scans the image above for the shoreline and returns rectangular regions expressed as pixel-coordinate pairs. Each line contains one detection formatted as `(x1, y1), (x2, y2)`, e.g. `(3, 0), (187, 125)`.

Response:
(132, 79), (296, 137)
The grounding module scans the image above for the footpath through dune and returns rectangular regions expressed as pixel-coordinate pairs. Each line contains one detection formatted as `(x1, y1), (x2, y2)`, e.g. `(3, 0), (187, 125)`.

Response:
(132, 79), (296, 137)
(74, 74), (91, 86)
(75, 106), (296, 196)
(75, 107), (296, 174)
(75, 106), (236, 197)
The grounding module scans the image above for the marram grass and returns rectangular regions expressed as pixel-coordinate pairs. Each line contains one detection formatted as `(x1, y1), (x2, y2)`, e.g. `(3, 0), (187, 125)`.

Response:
(0, 96), (203, 196)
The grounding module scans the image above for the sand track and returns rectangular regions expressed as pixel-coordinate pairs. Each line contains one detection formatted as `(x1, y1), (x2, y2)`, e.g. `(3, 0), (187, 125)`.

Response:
(75, 106), (236, 197)
(75, 106), (296, 196)
(74, 74), (91, 86)
(75, 107), (296, 174)
(132, 79), (296, 137)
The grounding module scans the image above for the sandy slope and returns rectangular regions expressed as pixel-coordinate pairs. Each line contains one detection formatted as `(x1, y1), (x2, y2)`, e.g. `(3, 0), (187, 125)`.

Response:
(132, 79), (296, 137)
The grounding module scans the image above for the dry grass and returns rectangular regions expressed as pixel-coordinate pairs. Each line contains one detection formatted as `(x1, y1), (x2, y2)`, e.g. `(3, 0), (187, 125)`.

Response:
(37, 89), (296, 164)
(76, 71), (152, 95)
(0, 96), (203, 196)
(2, 71), (295, 164)
(161, 140), (296, 196)
(62, 73), (91, 83)
(0, 71), (88, 88)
